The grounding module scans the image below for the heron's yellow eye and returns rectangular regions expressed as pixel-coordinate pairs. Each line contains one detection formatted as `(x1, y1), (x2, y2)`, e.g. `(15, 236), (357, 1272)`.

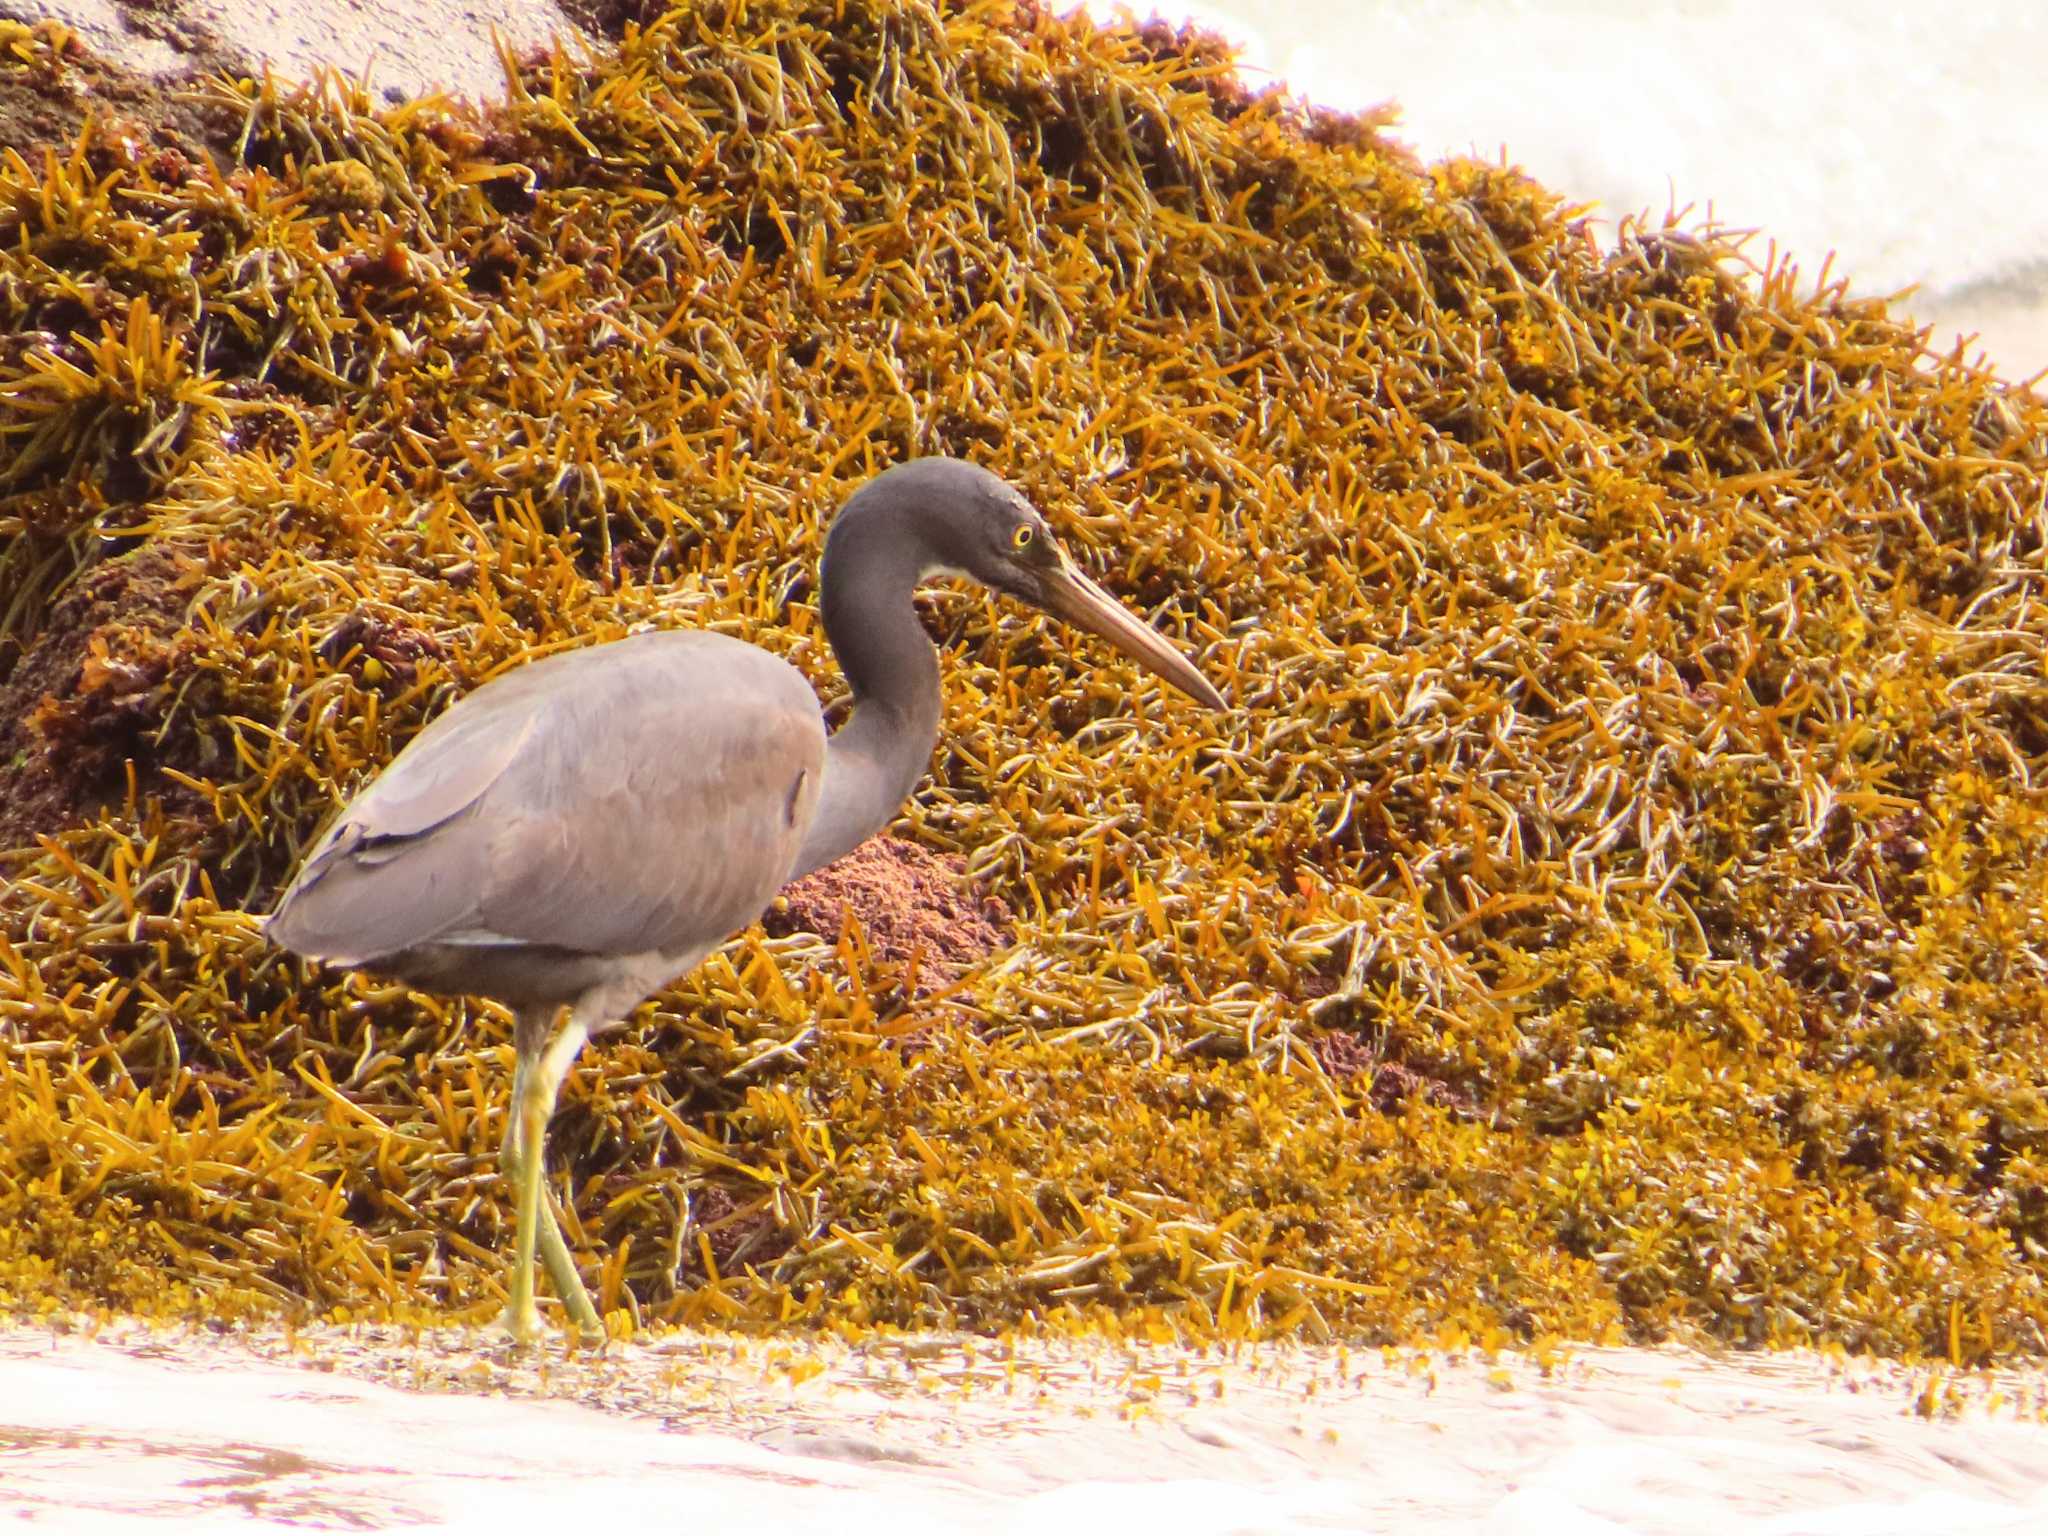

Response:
(1013, 525), (1035, 550)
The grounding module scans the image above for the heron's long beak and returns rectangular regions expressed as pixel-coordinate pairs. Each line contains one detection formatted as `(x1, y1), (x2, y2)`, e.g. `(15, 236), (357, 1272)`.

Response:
(1036, 556), (1227, 710)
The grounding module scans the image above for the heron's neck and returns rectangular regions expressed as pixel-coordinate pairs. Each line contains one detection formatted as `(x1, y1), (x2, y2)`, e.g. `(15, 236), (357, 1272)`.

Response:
(790, 518), (943, 878)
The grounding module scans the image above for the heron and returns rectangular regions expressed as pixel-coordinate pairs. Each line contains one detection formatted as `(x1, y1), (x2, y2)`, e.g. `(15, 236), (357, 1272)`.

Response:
(266, 457), (1225, 1341)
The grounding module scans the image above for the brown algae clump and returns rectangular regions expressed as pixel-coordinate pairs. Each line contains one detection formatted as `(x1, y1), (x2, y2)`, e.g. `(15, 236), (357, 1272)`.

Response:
(2, 0), (2047, 1357)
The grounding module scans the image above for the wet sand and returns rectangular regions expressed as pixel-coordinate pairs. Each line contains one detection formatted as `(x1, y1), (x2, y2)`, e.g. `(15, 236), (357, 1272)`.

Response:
(5, 1323), (2048, 1533)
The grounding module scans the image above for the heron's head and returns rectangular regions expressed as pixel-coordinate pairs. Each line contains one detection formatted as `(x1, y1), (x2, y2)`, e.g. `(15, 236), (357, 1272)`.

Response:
(840, 457), (1225, 710)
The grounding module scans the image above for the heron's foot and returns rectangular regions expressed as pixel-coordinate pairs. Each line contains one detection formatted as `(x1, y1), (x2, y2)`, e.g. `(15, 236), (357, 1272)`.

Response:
(500, 1295), (545, 1344)
(498, 1213), (596, 1345)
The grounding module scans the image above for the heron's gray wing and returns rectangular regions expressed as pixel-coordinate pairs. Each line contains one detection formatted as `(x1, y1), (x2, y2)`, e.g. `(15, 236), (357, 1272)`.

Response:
(267, 661), (558, 963)
(268, 632), (825, 969)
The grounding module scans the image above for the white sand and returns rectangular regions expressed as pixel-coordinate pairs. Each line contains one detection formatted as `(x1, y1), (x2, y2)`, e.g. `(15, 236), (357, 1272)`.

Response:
(4, 1323), (2047, 1534)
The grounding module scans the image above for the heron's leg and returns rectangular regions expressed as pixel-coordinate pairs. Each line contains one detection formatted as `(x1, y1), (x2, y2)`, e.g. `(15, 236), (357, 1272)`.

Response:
(502, 1008), (577, 1340)
(525, 1012), (601, 1333)
(502, 1030), (547, 1343)
(496, 1058), (597, 1338)
(502, 1008), (601, 1342)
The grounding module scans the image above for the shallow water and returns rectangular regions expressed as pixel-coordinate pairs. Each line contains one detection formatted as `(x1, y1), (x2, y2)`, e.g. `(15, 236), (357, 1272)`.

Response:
(5, 1325), (2047, 1534)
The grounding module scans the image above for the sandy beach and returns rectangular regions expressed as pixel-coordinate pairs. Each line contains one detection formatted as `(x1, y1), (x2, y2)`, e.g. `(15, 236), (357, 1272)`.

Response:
(5, 1322), (2048, 1533)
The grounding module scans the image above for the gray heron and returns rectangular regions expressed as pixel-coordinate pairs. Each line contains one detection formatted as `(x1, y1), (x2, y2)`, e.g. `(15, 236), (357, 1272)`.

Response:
(266, 457), (1225, 1341)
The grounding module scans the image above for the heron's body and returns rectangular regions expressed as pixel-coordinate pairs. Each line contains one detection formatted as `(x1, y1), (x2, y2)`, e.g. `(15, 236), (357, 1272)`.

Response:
(266, 457), (1222, 1341)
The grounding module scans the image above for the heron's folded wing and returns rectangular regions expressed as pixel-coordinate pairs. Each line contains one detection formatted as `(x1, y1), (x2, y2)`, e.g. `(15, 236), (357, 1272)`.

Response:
(265, 674), (554, 964)
(268, 633), (824, 969)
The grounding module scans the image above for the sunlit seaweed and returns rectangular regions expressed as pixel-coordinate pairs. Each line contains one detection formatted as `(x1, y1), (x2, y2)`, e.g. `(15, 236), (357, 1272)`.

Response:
(2, 0), (2046, 1362)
